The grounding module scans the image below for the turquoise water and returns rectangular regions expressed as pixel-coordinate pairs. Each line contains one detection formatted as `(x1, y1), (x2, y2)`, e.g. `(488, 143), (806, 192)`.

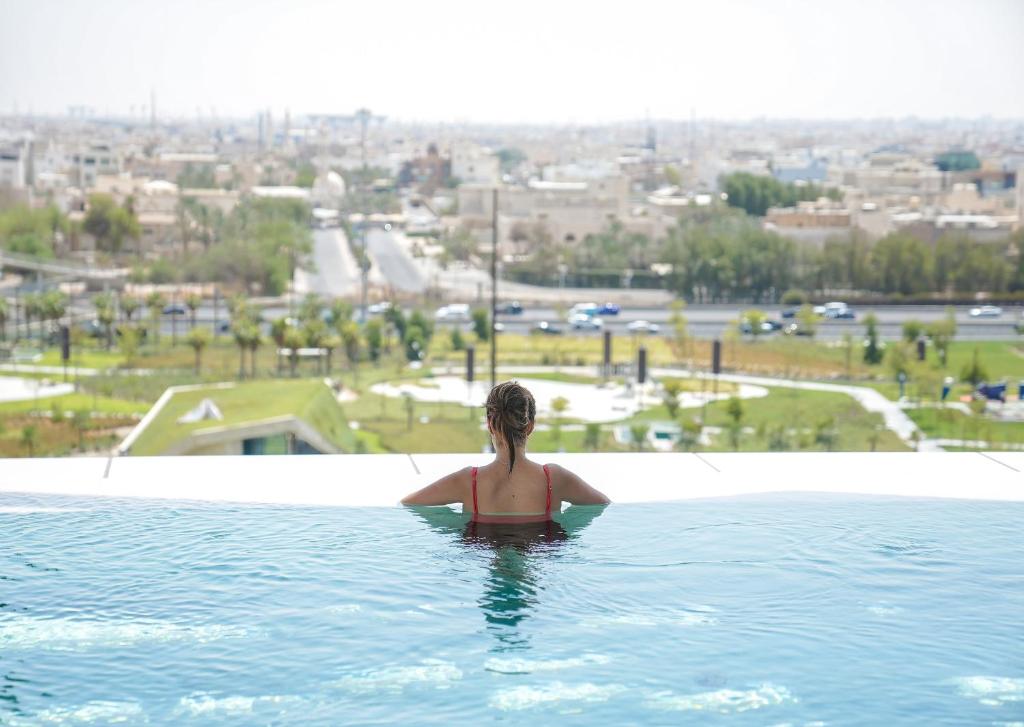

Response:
(1, 493), (1022, 725)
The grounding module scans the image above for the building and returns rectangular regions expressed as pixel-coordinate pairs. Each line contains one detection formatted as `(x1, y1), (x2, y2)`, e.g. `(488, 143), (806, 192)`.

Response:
(0, 143), (28, 188)
(450, 143), (500, 186)
(764, 199), (854, 247)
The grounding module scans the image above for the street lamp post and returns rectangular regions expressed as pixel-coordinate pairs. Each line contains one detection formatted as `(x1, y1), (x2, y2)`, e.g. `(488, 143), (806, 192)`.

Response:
(490, 188), (498, 391)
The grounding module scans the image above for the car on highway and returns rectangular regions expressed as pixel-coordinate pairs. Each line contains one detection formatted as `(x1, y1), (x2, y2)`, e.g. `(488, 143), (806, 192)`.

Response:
(569, 302), (600, 317)
(822, 302), (853, 319)
(627, 320), (660, 334)
(435, 303), (470, 322)
(367, 301), (392, 315)
(970, 305), (1003, 318)
(494, 322), (506, 334)
(740, 319), (779, 334)
(532, 321), (563, 335)
(569, 313), (603, 331)
(781, 308), (797, 319)
(499, 301), (523, 315)
(162, 303), (187, 316)
(598, 302), (620, 315)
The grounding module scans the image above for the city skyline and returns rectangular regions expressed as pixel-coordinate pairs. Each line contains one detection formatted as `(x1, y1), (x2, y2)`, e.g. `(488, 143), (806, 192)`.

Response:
(2, 0), (1023, 124)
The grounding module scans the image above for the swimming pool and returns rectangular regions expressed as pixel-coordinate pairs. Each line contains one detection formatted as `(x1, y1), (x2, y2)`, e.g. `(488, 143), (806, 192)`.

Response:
(2, 492), (1022, 725)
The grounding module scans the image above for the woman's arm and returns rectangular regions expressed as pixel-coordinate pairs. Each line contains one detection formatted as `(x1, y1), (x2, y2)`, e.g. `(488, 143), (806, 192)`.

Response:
(400, 467), (470, 506)
(551, 464), (610, 505)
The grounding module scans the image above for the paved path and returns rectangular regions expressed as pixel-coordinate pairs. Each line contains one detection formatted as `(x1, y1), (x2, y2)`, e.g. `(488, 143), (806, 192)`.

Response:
(0, 376), (75, 402)
(493, 365), (941, 451)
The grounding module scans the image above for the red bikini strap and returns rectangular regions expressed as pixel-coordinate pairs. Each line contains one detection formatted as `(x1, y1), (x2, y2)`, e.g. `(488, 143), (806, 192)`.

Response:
(543, 464), (552, 514)
(471, 467), (479, 514)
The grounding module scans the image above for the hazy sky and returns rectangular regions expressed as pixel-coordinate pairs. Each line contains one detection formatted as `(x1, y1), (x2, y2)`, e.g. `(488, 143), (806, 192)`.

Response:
(2, 0), (1022, 123)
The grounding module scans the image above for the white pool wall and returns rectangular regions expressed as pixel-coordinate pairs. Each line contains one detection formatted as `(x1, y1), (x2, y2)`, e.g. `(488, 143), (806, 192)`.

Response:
(1, 452), (1021, 506)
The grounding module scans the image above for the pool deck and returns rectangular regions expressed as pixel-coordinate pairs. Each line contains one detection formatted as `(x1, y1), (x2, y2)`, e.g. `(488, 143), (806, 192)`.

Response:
(1, 452), (1021, 506)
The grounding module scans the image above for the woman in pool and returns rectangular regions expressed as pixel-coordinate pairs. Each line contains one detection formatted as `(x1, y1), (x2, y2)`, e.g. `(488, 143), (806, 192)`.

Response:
(401, 381), (610, 520)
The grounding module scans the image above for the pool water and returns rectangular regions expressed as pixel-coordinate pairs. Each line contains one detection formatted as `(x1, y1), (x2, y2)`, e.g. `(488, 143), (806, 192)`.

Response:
(2, 493), (1022, 725)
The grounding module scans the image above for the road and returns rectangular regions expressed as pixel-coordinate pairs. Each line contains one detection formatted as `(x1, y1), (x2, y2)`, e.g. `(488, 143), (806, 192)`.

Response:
(487, 304), (1024, 341)
(364, 228), (425, 294)
(293, 228), (360, 298)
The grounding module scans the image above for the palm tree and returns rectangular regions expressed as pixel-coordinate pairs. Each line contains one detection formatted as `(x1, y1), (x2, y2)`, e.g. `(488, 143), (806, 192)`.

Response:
(23, 292), (41, 340)
(270, 317), (289, 375)
(185, 293), (202, 330)
(121, 295), (140, 323)
(21, 424), (38, 457)
(302, 319), (329, 374)
(0, 297), (8, 341)
(323, 334), (340, 375)
(187, 327), (210, 374)
(340, 321), (361, 385)
(629, 423), (650, 452)
(145, 291), (165, 346)
(247, 327), (262, 379)
(283, 327), (304, 378)
(94, 292), (116, 350)
(231, 321), (254, 379)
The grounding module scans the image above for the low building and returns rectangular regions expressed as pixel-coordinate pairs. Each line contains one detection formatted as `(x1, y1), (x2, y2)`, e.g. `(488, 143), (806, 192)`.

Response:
(119, 380), (356, 456)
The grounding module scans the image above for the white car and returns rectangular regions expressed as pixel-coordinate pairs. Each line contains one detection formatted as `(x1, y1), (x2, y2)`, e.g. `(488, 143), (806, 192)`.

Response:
(570, 302), (600, 317)
(627, 320), (661, 334)
(969, 305), (1002, 318)
(435, 303), (470, 322)
(569, 313), (603, 330)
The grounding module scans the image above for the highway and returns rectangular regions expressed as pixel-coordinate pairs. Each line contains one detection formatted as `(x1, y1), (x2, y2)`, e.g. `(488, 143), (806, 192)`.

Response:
(364, 228), (425, 294)
(293, 228), (360, 298)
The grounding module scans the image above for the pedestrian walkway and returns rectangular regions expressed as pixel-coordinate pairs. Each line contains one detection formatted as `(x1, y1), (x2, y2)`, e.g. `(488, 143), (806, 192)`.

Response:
(496, 365), (942, 452)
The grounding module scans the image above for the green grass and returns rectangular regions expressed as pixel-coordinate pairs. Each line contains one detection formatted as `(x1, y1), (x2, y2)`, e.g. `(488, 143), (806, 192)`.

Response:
(127, 378), (356, 456)
(906, 406), (1024, 446)
(37, 348), (126, 369)
(0, 392), (146, 416)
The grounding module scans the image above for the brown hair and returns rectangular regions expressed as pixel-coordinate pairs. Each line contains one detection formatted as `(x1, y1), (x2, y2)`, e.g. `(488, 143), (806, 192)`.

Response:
(485, 381), (536, 472)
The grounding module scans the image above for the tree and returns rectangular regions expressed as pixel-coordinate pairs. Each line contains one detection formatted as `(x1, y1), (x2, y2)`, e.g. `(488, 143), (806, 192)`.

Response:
(364, 319), (383, 364)
(667, 300), (690, 367)
(902, 319), (924, 343)
(550, 396), (569, 450)
(83, 194), (141, 254)
(471, 308), (490, 342)
(863, 313), (884, 364)
(185, 293), (202, 329)
(741, 309), (767, 339)
(121, 296), (140, 323)
(187, 327), (210, 374)
(247, 327), (262, 379)
(145, 291), (166, 346)
(583, 423), (601, 451)
(282, 327), (304, 378)
(960, 347), (988, 387)
(118, 325), (141, 366)
(814, 417), (838, 451)
(662, 379), (683, 419)
(0, 297), (7, 341)
(677, 417), (702, 451)
(340, 321), (361, 381)
(94, 292), (116, 350)
(299, 293), (323, 324)
(886, 342), (913, 380)
(796, 304), (818, 339)
(323, 334), (340, 375)
(233, 321), (257, 379)
(404, 324), (426, 363)
(926, 308), (957, 367)
(72, 409), (90, 450)
(450, 327), (466, 351)
(328, 299), (352, 328)
(725, 396), (744, 450)
(628, 423), (649, 452)
(21, 424), (38, 457)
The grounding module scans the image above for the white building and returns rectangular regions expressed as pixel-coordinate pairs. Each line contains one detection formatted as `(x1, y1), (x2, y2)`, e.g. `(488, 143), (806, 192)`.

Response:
(450, 143), (500, 186)
(0, 144), (27, 188)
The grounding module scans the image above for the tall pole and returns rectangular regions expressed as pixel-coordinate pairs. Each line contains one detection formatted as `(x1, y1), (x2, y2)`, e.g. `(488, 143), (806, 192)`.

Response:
(358, 108), (370, 323)
(490, 187), (498, 390)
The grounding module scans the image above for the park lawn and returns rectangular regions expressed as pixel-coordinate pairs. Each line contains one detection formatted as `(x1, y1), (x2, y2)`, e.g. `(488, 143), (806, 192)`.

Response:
(502, 370), (606, 385)
(621, 387), (907, 452)
(906, 406), (1024, 446)
(37, 348), (126, 369)
(0, 392), (146, 416)
(944, 341), (1024, 380)
(128, 378), (356, 456)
